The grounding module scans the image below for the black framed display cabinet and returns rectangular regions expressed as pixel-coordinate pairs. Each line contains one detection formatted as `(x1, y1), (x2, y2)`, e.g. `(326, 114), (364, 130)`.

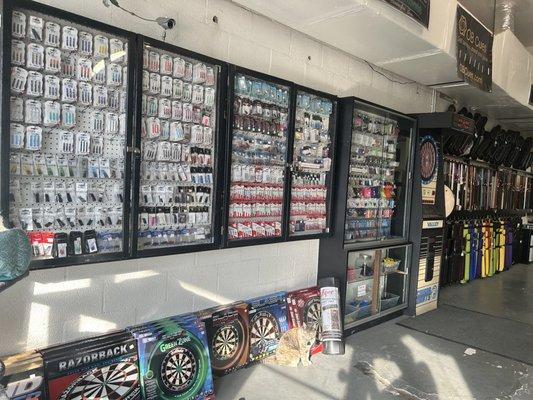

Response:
(222, 67), (338, 246)
(318, 97), (420, 334)
(130, 35), (228, 258)
(1, 0), (137, 269)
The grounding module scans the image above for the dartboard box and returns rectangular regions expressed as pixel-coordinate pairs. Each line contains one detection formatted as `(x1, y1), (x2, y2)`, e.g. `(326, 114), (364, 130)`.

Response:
(286, 287), (322, 331)
(200, 302), (250, 376)
(0, 351), (44, 399)
(41, 331), (141, 400)
(246, 291), (289, 363)
(132, 317), (214, 400)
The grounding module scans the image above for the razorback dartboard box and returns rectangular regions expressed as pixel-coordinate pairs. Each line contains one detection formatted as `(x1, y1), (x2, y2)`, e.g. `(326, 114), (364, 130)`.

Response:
(286, 287), (322, 331)
(131, 317), (214, 400)
(200, 302), (250, 376)
(41, 331), (141, 400)
(0, 351), (45, 399)
(246, 292), (289, 363)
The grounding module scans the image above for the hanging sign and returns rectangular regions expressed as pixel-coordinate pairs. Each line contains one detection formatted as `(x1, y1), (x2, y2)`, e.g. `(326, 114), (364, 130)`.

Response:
(382, 0), (430, 28)
(456, 5), (493, 92)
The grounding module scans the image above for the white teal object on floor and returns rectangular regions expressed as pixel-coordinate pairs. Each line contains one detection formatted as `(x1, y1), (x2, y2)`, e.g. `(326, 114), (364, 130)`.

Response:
(0, 217), (31, 282)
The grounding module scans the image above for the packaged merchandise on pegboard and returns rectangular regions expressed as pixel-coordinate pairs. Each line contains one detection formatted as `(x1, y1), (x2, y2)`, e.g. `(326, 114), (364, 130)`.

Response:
(246, 291), (289, 363)
(289, 91), (334, 236)
(130, 316), (215, 400)
(227, 73), (290, 240)
(41, 332), (141, 400)
(7, 7), (129, 262)
(137, 44), (219, 250)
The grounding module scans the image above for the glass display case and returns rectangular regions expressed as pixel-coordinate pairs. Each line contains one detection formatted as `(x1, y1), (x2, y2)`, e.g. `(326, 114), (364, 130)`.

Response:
(226, 69), (291, 242)
(289, 89), (335, 237)
(3, 1), (134, 266)
(344, 244), (411, 327)
(135, 39), (223, 252)
(344, 101), (413, 245)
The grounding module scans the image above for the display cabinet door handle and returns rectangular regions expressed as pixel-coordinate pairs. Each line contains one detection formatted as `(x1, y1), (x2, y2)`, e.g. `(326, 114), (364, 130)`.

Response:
(127, 146), (141, 154)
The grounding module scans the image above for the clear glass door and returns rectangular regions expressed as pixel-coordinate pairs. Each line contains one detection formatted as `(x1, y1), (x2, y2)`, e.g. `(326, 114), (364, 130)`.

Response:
(227, 73), (290, 241)
(289, 90), (334, 237)
(137, 43), (219, 250)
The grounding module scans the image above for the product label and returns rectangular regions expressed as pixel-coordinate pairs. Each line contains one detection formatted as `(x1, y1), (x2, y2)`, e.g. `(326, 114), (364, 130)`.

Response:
(319, 286), (342, 341)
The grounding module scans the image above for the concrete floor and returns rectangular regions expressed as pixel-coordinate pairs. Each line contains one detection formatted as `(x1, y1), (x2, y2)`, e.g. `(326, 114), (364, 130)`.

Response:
(215, 264), (532, 399)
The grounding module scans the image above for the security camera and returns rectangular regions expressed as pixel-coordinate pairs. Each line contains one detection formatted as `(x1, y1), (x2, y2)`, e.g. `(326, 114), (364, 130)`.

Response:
(156, 17), (176, 30)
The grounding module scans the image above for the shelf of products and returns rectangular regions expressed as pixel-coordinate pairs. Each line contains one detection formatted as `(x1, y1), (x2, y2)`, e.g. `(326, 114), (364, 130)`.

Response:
(344, 103), (412, 244)
(136, 41), (220, 250)
(289, 90), (334, 237)
(344, 244), (410, 327)
(227, 71), (291, 241)
(6, 5), (131, 262)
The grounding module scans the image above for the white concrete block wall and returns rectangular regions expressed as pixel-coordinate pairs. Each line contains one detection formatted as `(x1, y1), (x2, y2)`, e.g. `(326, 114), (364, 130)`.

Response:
(0, 0), (444, 356)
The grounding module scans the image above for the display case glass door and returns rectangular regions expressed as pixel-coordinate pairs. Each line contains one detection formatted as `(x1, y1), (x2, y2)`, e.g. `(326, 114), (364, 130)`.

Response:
(134, 39), (223, 253)
(226, 69), (291, 242)
(344, 244), (410, 327)
(3, 1), (133, 267)
(288, 89), (335, 237)
(344, 101), (413, 245)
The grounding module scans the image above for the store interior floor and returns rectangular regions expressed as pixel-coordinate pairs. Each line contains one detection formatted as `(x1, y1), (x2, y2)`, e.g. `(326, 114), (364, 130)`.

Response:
(216, 264), (532, 399)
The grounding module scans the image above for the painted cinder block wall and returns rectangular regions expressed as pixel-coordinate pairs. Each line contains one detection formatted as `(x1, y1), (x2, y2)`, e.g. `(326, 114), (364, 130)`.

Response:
(0, 0), (447, 356)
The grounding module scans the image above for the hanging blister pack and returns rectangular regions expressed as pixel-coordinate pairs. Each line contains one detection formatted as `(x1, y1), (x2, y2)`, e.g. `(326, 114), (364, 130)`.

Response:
(205, 87), (215, 108)
(9, 180), (22, 204)
(149, 73), (161, 94)
(20, 154), (34, 176)
(76, 132), (91, 155)
(160, 54), (173, 75)
(172, 79), (183, 99)
(93, 85), (108, 107)
(12, 11), (27, 38)
(105, 112), (119, 134)
(61, 78), (77, 102)
(19, 208), (33, 231)
(91, 135), (104, 155)
(11, 66), (28, 93)
(142, 70), (150, 91)
(44, 75), (60, 99)
(25, 126), (42, 151)
(11, 40), (26, 66)
(10, 154), (21, 176)
(76, 57), (92, 81)
(156, 141), (172, 162)
(119, 113), (126, 135)
(192, 85), (204, 105)
(55, 182), (67, 204)
(206, 66), (215, 86)
(192, 63), (206, 83)
(45, 154), (58, 176)
(106, 63), (122, 86)
(24, 99), (42, 124)
(147, 96), (158, 116)
(76, 182), (88, 203)
(26, 71), (43, 96)
(10, 97), (24, 122)
(57, 155), (71, 177)
(109, 38), (124, 59)
(182, 103), (193, 122)
(33, 155), (45, 176)
(161, 120), (170, 140)
(143, 141), (157, 161)
(99, 158), (111, 178)
(79, 31), (93, 55)
(184, 62), (193, 81)
(65, 181), (76, 202)
(108, 89), (120, 110)
(161, 75), (173, 96)
(182, 83), (192, 102)
(94, 34), (109, 58)
(78, 81), (93, 105)
(43, 100), (61, 126)
(146, 117), (161, 138)
(88, 156), (100, 178)
(32, 207), (44, 230)
(171, 101), (183, 120)
(93, 66), (106, 84)
(28, 15), (44, 41)
(44, 21), (61, 47)
(171, 143), (181, 161)
(61, 104), (77, 128)
(44, 47), (61, 73)
(64, 207), (77, 230)
(158, 98), (171, 119)
(122, 66), (128, 87)
(62, 26), (78, 51)
(149, 51), (160, 72)
(91, 111), (105, 132)
(60, 53), (75, 77)
(169, 121), (184, 142)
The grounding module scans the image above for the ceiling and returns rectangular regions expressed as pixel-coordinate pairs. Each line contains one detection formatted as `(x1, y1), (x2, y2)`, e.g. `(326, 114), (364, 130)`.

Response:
(513, 0), (533, 48)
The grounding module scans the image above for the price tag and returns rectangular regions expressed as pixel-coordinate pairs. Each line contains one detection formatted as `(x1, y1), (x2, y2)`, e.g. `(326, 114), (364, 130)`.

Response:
(357, 284), (366, 297)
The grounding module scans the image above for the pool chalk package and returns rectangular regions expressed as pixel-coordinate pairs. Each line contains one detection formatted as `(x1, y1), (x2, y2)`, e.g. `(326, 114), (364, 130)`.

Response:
(131, 317), (214, 400)
(41, 332), (141, 400)
(247, 291), (289, 362)
(201, 302), (250, 376)
(0, 351), (45, 400)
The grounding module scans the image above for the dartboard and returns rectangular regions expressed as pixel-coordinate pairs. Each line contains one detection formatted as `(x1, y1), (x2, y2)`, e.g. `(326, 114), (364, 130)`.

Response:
(212, 325), (239, 361)
(420, 136), (438, 184)
(304, 298), (321, 331)
(62, 361), (138, 400)
(160, 347), (198, 395)
(250, 311), (280, 348)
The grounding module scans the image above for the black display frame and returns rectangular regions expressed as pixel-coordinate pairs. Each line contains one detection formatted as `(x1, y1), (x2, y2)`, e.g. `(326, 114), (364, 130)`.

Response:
(1, 0), (137, 270)
(285, 84), (338, 242)
(130, 35), (229, 259)
(222, 65), (296, 248)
